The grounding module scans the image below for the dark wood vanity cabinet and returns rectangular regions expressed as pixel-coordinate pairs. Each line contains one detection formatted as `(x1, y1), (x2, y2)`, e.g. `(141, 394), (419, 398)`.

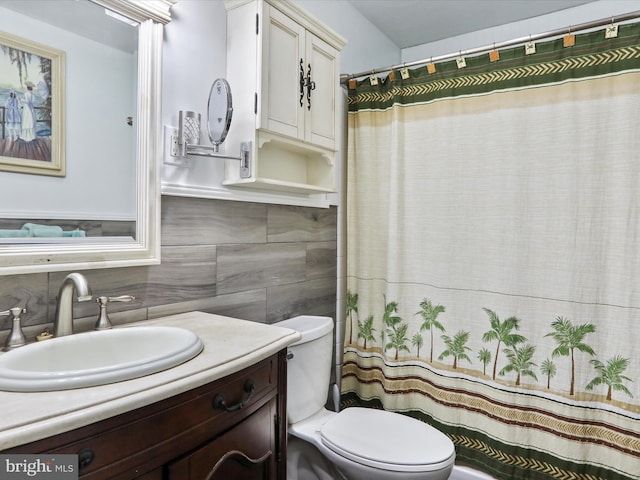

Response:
(5, 351), (288, 480)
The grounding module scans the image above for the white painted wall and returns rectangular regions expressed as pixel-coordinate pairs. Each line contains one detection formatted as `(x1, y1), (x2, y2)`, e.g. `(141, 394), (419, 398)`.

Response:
(0, 6), (136, 221)
(160, 1), (230, 201)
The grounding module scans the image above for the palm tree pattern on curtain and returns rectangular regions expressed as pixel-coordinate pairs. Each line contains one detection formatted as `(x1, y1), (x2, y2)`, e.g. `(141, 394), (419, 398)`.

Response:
(346, 292), (630, 398)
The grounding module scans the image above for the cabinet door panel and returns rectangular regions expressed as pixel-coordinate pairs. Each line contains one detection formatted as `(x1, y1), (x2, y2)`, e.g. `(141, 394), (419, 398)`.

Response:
(167, 399), (277, 480)
(306, 33), (338, 150)
(262, 5), (305, 140)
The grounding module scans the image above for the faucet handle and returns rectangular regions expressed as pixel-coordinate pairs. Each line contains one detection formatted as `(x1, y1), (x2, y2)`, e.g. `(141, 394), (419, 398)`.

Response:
(3, 307), (27, 351)
(0, 307), (26, 318)
(94, 295), (136, 331)
(104, 295), (135, 304)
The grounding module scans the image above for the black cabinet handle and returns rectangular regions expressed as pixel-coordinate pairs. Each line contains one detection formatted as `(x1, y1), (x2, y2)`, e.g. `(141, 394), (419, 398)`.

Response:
(78, 448), (94, 470)
(213, 379), (255, 412)
(305, 63), (316, 110)
(299, 59), (305, 107)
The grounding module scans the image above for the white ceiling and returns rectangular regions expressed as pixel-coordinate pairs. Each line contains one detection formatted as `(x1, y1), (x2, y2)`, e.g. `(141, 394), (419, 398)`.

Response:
(347, 0), (596, 49)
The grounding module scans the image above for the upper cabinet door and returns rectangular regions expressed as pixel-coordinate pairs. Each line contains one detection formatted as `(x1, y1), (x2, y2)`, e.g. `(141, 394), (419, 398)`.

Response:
(260, 4), (338, 150)
(260, 5), (305, 140)
(305, 32), (338, 150)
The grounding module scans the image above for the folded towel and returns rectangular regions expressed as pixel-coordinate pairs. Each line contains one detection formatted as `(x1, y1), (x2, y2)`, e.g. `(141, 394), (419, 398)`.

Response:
(0, 229), (29, 238)
(21, 223), (86, 238)
(62, 229), (86, 237)
(21, 223), (63, 237)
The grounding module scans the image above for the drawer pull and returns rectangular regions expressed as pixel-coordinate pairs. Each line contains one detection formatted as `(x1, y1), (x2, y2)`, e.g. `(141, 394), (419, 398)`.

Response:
(204, 449), (272, 480)
(78, 448), (95, 469)
(213, 379), (255, 411)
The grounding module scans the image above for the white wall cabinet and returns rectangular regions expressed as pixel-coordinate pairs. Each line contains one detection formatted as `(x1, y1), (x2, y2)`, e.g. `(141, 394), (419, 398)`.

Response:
(224, 0), (346, 194)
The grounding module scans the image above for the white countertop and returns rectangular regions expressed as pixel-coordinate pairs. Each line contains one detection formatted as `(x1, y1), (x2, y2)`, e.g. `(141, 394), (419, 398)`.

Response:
(0, 311), (300, 450)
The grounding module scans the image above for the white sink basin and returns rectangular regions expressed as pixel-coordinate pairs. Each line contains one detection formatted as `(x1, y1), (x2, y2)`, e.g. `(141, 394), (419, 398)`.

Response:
(0, 326), (203, 392)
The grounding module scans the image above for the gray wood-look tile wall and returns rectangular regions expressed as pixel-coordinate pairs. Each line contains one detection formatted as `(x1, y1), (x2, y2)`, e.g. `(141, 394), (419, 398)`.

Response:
(0, 196), (337, 339)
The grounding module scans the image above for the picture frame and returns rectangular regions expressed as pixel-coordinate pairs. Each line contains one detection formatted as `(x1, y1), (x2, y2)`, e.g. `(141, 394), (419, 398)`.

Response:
(0, 31), (65, 176)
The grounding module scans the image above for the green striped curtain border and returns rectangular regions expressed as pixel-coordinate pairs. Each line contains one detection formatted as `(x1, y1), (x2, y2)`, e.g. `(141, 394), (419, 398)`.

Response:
(341, 392), (635, 480)
(347, 22), (640, 112)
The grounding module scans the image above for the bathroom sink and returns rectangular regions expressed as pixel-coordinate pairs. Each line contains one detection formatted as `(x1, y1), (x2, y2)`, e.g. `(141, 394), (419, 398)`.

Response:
(0, 326), (204, 392)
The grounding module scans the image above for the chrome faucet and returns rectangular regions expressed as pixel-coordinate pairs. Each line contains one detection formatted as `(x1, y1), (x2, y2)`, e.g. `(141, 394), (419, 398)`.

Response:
(53, 273), (93, 337)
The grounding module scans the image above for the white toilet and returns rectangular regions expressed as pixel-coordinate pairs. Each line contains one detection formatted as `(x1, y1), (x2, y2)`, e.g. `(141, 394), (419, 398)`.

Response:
(275, 315), (456, 480)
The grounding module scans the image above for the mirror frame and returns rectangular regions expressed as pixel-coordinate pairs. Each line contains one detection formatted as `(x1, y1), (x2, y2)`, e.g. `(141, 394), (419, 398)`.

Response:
(207, 78), (233, 146)
(0, 0), (174, 275)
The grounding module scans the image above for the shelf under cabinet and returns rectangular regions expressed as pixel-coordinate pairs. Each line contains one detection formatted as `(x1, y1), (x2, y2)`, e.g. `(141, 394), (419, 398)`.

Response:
(222, 176), (335, 194)
(224, 132), (336, 194)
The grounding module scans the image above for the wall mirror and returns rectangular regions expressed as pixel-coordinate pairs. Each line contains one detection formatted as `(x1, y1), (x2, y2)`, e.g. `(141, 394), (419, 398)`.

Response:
(0, 0), (173, 275)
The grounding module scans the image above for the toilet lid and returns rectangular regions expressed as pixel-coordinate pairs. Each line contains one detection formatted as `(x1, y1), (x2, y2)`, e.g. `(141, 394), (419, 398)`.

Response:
(320, 407), (455, 473)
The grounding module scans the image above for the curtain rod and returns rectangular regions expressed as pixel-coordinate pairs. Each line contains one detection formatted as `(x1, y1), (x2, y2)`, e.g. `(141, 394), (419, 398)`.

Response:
(340, 9), (640, 84)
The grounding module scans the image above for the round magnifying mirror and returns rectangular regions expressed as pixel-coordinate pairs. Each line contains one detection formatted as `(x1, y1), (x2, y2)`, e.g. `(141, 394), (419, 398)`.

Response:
(207, 78), (233, 147)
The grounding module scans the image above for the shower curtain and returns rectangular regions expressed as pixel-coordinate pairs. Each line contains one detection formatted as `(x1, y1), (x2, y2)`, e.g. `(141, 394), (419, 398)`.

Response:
(342, 23), (640, 480)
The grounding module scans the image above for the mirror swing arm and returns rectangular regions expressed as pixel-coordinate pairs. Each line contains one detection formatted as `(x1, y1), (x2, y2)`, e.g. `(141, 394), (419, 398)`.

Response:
(178, 141), (252, 179)
(169, 78), (252, 178)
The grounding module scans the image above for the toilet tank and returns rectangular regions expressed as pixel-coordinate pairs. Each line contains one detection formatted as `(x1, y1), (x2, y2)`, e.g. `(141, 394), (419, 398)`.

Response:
(275, 316), (333, 424)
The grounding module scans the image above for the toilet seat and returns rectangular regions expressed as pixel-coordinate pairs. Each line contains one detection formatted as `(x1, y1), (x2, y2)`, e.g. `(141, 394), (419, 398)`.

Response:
(320, 407), (455, 473)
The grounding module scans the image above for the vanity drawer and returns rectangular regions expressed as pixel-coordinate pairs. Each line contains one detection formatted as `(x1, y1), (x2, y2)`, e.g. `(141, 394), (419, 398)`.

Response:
(5, 353), (283, 480)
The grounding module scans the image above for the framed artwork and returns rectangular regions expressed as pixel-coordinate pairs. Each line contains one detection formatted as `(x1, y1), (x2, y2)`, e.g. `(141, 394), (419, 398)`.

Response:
(0, 31), (65, 176)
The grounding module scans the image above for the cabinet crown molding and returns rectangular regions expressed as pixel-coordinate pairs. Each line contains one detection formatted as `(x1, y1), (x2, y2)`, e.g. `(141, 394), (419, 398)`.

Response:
(225, 0), (347, 50)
